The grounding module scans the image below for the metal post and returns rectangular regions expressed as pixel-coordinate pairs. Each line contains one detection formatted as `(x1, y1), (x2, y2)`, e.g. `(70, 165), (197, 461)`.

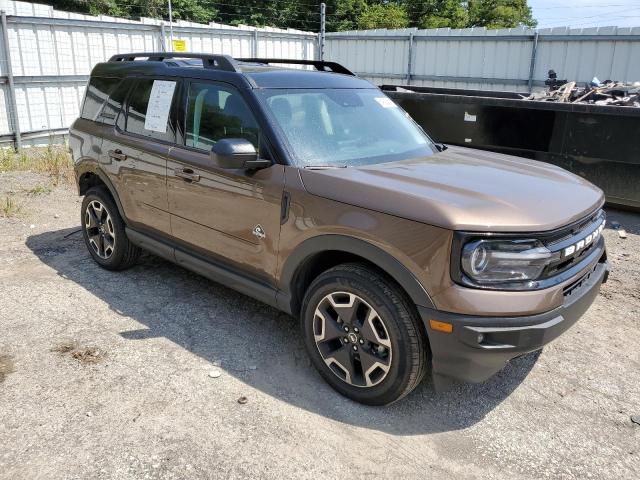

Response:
(319, 3), (326, 60)
(1, 11), (21, 150)
(527, 31), (539, 93)
(406, 33), (414, 85)
(160, 23), (167, 52)
(167, 0), (174, 51)
(253, 29), (259, 57)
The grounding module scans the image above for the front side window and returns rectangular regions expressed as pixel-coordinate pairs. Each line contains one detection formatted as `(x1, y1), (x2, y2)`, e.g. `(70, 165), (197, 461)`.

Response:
(185, 82), (260, 152)
(125, 78), (177, 142)
(257, 88), (436, 167)
(81, 77), (120, 121)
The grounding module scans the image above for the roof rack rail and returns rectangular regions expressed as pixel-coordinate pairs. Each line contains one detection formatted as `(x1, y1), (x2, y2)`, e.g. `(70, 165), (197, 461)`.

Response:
(108, 53), (240, 72)
(236, 58), (355, 76)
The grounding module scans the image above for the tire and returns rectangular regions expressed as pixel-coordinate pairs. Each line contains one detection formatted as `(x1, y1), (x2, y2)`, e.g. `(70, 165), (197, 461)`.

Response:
(301, 263), (428, 405)
(81, 186), (141, 271)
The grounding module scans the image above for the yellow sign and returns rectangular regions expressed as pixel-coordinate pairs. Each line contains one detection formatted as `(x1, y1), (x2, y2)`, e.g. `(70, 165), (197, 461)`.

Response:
(172, 39), (187, 52)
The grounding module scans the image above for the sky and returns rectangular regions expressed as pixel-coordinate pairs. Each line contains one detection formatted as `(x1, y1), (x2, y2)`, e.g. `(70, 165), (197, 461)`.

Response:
(530, 0), (640, 29)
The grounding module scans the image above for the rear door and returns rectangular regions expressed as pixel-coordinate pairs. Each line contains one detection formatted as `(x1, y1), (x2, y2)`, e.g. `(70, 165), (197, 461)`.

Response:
(166, 80), (284, 283)
(100, 77), (180, 235)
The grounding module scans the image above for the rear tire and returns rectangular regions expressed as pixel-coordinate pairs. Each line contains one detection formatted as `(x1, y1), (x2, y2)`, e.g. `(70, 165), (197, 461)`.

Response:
(301, 263), (428, 405)
(81, 187), (140, 271)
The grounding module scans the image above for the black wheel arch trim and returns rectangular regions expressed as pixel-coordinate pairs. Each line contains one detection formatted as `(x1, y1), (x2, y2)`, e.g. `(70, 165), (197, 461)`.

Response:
(76, 163), (128, 224)
(277, 234), (435, 315)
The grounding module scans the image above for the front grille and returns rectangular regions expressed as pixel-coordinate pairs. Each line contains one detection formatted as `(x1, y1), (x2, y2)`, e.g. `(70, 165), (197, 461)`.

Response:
(541, 209), (606, 280)
(545, 209), (605, 246)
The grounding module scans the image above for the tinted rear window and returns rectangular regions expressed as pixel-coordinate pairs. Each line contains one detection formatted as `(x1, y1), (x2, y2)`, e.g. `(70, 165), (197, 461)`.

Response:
(99, 78), (132, 126)
(81, 77), (120, 121)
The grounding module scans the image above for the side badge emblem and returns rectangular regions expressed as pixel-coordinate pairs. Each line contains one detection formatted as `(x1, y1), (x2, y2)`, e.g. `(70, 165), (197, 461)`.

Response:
(252, 224), (266, 240)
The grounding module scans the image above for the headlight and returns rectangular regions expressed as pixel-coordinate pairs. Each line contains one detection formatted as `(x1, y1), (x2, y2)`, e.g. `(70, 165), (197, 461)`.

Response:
(461, 239), (556, 285)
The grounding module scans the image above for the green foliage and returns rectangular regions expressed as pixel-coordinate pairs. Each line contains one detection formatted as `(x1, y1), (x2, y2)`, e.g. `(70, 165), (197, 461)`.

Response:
(326, 0), (368, 32)
(468, 0), (537, 28)
(42, 1), (538, 32)
(357, 2), (409, 30)
(405, 0), (468, 29)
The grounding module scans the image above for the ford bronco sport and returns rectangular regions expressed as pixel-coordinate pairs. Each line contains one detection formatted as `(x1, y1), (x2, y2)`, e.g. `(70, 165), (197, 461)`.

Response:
(70, 53), (610, 405)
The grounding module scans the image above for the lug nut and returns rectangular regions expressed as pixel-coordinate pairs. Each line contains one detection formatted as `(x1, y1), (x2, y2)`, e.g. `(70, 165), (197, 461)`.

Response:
(343, 337), (349, 343)
(354, 327), (359, 333)
(352, 345), (358, 351)
(343, 326), (349, 332)
(359, 339), (364, 344)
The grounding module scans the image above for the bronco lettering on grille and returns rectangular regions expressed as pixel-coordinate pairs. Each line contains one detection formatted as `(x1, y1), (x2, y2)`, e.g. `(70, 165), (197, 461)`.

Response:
(562, 221), (605, 258)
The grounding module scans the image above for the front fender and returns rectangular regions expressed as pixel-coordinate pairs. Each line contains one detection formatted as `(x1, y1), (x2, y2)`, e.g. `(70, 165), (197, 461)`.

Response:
(276, 234), (435, 315)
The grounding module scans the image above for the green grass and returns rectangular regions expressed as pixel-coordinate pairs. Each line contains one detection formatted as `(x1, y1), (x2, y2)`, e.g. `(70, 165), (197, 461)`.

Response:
(0, 145), (73, 185)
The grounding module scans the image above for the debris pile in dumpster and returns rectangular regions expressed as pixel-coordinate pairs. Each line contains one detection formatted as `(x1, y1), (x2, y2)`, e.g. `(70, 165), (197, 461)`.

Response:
(523, 69), (640, 106)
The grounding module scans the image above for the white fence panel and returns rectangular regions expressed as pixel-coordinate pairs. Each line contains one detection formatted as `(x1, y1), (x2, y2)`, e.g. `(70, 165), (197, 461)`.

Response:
(326, 26), (640, 93)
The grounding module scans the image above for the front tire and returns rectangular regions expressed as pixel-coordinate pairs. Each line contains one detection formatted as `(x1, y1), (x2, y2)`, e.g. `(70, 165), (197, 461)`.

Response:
(81, 187), (140, 270)
(301, 263), (428, 405)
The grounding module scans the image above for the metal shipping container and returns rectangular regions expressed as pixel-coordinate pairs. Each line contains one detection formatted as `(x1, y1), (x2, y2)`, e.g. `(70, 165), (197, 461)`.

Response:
(383, 85), (640, 209)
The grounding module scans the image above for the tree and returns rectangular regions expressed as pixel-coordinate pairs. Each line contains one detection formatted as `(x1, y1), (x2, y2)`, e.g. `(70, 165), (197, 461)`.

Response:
(325, 0), (369, 32)
(468, 0), (537, 28)
(357, 2), (409, 30)
(42, 1), (538, 32)
(403, 0), (468, 29)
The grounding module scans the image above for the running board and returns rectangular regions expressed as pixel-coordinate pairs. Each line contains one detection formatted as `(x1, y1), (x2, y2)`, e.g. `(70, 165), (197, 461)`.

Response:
(125, 227), (280, 310)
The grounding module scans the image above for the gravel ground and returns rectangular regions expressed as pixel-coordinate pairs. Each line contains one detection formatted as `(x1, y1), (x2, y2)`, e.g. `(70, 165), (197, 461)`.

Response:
(1, 171), (639, 480)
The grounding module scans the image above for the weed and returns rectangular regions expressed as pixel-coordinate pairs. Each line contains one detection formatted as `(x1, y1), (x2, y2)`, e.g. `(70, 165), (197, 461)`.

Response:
(1, 196), (22, 217)
(52, 341), (105, 364)
(0, 354), (14, 383)
(0, 145), (73, 185)
(26, 184), (53, 195)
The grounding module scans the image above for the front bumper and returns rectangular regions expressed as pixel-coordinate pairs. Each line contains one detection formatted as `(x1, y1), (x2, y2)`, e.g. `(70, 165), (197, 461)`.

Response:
(419, 259), (610, 385)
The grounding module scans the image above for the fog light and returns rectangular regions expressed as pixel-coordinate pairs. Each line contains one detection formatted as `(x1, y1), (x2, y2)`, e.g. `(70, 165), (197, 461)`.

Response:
(429, 319), (453, 333)
(477, 333), (485, 344)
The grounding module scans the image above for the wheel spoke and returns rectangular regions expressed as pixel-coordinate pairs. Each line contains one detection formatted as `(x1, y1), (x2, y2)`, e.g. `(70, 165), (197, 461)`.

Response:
(314, 305), (347, 343)
(327, 293), (360, 325)
(86, 205), (99, 228)
(88, 231), (101, 244)
(324, 344), (355, 384)
(358, 348), (390, 387)
(359, 309), (391, 348)
(98, 234), (105, 257)
(104, 235), (115, 253)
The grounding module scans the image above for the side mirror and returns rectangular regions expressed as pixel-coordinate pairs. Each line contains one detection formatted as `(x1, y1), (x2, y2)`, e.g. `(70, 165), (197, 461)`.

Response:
(210, 138), (271, 170)
(434, 143), (448, 152)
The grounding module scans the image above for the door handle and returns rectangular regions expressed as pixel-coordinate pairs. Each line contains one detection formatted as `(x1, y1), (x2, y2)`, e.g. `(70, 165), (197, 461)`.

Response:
(174, 167), (200, 183)
(108, 149), (127, 161)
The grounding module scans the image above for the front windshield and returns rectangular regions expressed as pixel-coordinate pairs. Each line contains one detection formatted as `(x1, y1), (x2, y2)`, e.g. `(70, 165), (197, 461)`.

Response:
(257, 88), (436, 167)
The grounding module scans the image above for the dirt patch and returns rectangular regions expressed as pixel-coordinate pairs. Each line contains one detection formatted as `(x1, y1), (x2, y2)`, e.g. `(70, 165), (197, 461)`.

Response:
(0, 354), (15, 382)
(52, 341), (106, 364)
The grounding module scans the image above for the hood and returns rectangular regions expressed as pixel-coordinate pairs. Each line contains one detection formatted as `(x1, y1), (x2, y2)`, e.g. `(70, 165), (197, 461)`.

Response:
(299, 146), (604, 232)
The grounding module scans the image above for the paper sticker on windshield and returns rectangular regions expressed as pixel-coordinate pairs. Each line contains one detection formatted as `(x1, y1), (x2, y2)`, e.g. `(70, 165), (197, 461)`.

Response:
(144, 80), (176, 133)
(374, 96), (397, 108)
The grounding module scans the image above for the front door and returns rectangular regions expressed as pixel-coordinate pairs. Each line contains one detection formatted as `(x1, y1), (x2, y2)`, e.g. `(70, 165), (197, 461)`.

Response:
(167, 80), (284, 284)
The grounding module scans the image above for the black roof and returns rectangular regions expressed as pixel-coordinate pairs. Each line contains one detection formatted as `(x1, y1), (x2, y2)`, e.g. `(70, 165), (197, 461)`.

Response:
(92, 53), (374, 89)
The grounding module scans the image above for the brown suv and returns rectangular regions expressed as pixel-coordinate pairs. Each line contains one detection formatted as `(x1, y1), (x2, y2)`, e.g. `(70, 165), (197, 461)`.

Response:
(70, 53), (609, 405)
